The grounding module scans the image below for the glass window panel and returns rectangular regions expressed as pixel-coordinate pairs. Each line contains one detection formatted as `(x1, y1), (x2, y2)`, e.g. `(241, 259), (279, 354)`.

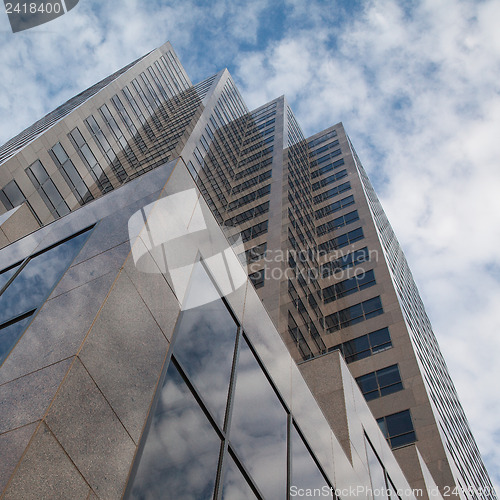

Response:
(229, 337), (287, 499)
(386, 410), (413, 438)
(3, 181), (25, 206)
(52, 143), (68, 164)
(363, 297), (382, 314)
(0, 229), (91, 324)
(41, 180), (65, 210)
(173, 264), (238, 429)
(357, 373), (378, 394)
(55, 200), (71, 217)
(129, 362), (221, 499)
(29, 160), (49, 184)
(380, 383), (403, 397)
(377, 418), (388, 438)
(366, 438), (389, 500)
(70, 128), (86, 148)
(390, 431), (416, 448)
(81, 144), (97, 167)
(0, 313), (34, 365)
(351, 335), (370, 353)
(345, 304), (363, 322)
(347, 350), (371, 363)
(0, 263), (21, 292)
(369, 328), (391, 348)
(221, 454), (258, 500)
(62, 160), (84, 188)
(364, 390), (380, 401)
(291, 424), (332, 498)
(377, 365), (401, 388)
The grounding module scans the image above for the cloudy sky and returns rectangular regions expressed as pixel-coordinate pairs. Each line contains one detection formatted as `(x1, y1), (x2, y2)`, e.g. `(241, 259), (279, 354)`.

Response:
(1, 0), (499, 490)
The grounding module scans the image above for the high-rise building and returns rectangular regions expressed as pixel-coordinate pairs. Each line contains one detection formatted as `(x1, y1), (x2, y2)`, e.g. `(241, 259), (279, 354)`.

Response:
(0, 42), (496, 500)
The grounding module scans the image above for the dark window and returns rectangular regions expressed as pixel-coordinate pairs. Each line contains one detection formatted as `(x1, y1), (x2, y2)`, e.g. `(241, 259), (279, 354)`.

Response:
(239, 243), (267, 264)
(320, 247), (370, 278)
(0, 180), (26, 210)
(316, 210), (359, 236)
(325, 296), (383, 332)
(25, 160), (70, 218)
(249, 270), (265, 289)
(356, 365), (403, 401)
(312, 169), (347, 191)
(69, 128), (113, 194)
(377, 410), (416, 448)
(313, 182), (351, 204)
(318, 227), (364, 254)
(322, 269), (376, 303)
(307, 129), (337, 149)
(311, 158), (345, 179)
(224, 201), (269, 227)
(315, 195), (354, 219)
(228, 184), (271, 211)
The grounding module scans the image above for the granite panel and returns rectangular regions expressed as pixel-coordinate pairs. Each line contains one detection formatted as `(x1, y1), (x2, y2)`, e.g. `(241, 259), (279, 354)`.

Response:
(0, 422), (38, 493)
(1, 422), (90, 500)
(0, 358), (72, 434)
(45, 357), (136, 499)
(79, 271), (170, 442)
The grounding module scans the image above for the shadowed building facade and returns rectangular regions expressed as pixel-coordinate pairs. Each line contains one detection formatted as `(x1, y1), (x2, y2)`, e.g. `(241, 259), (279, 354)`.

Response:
(0, 42), (496, 499)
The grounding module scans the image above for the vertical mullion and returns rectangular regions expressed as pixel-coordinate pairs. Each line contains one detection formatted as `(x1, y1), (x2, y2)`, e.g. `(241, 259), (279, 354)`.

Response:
(213, 324), (242, 500)
(287, 415), (292, 500)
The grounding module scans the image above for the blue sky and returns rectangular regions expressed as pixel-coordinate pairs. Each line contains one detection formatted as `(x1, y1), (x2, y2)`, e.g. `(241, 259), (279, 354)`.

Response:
(1, 0), (499, 490)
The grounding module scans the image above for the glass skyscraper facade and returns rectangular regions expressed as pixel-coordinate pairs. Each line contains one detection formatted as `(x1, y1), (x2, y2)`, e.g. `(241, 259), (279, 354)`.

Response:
(0, 41), (496, 499)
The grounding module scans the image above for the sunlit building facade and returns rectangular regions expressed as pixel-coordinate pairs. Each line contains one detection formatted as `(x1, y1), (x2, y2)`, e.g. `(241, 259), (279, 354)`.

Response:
(0, 42), (496, 499)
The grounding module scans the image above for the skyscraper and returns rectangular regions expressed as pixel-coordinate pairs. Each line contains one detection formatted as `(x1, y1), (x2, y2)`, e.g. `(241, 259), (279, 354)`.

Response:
(0, 41), (496, 499)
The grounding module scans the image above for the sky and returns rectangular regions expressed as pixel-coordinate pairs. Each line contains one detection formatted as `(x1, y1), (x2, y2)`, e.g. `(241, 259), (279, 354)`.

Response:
(0, 0), (499, 490)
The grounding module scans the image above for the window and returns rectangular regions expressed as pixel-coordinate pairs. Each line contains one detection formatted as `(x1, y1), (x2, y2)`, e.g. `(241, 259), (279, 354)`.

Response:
(25, 160), (70, 218)
(69, 128), (113, 194)
(232, 220), (268, 243)
(329, 327), (393, 363)
(318, 227), (364, 253)
(316, 210), (359, 236)
(313, 181), (351, 204)
(322, 269), (376, 303)
(228, 184), (271, 211)
(310, 149), (342, 168)
(224, 201), (269, 227)
(356, 365), (403, 401)
(315, 194), (354, 219)
(127, 263), (332, 499)
(249, 269), (265, 289)
(320, 247), (370, 278)
(0, 227), (93, 365)
(311, 158), (345, 179)
(50, 143), (94, 205)
(231, 170), (272, 195)
(307, 129), (337, 149)
(377, 410), (416, 448)
(325, 296), (383, 332)
(312, 169), (348, 191)
(310, 139), (339, 156)
(0, 180), (26, 211)
(239, 243), (267, 264)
